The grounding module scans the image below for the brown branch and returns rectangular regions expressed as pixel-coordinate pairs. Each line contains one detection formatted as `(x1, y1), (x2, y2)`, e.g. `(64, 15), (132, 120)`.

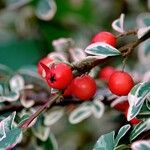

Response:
(116, 29), (138, 38)
(0, 98), (83, 115)
(119, 29), (150, 56)
(19, 93), (62, 129)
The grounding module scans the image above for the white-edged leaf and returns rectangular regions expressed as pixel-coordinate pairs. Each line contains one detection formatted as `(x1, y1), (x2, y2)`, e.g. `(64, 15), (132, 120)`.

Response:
(130, 119), (150, 141)
(36, 0), (57, 21)
(138, 39), (150, 64)
(112, 13), (125, 33)
(52, 38), (74, 52)
(91, 100), (105, 118)
(0, 122), (6, 141)
(114, 124), (131, 147)
(110, 96), (127, 108)
(69, 48), (87, 62)
(127, 82), (150, 121)
(69, 102), (92, 124)
(146, 99), (150, 110)
(44, 109), (64, 126)
(47, 52), (68, 62)
(0, 128), (22, 149)
(9, 74), (25, 92)
(93, 131), (115, 150)
(20, 94), (35, 108)
(137, 26), (150, 39)
(136, 13), (150, 27)
(85, 42), (121, 58)
(131, 140), (150, 150)
(0, 112), (22, 149)
(33, 126), (50, 142)
(0, 91), (19, 102)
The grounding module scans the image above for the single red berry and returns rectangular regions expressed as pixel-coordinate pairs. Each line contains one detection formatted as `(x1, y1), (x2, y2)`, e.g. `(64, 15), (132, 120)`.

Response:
(41, 63), (73, 90)
(113, 100), (129, 112)
(92, 31), (117, 47)
(72, 75), (97, 100)
(124, 109), (141, 125)
(99, 66), (116, 82)
(38, 57), (53, 77)
(108, 71), (134, 96)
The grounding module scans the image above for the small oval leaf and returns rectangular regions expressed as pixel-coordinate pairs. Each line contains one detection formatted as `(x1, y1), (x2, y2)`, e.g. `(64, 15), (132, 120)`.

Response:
(36, 0), (57, 21)
(85, 42), (121, 59)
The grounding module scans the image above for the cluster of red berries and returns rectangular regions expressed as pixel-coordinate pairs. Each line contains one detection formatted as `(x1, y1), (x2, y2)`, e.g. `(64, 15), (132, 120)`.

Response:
(93, 31), (134, 96)
(37, 31), (139, 125)
(38, 59), (97, 100)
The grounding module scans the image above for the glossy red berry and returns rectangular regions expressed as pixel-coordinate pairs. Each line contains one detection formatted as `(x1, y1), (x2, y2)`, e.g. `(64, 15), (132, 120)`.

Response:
(99, 66), (116, 82)
(92, 31), (117, 47)
(41, 63), (73, 90)
(124, 109), (141, 125)
(113, 100), (129, 112)
(38, 57), (53, 77)
(63, 83), (73, 97)
(72, 75), (97, 100)
(108, 71), (134, 96)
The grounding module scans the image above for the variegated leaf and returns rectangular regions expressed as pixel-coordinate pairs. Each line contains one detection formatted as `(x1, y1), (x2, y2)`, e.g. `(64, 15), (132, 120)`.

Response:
(85, 42), (121, 58)
(112, 13), (125, 33)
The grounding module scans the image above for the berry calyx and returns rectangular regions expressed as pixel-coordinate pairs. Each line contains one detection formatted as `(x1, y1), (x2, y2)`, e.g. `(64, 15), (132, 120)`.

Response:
(72, 75), (97, 100)
(98, 66), (116, 82)
(92, 31), (117, 47)
(108, 71), (134, 96)
(38, 57), (53, 77)
(41, 63), (73, 90)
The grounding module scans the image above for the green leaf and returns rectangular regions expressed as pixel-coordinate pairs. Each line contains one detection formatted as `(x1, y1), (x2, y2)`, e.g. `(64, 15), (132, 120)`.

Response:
(0, 128), (22, 149)
(146, 100), (150, 110)
(69, 102), (92, 124)
(114, 124), (131, 147)
(130, 121), (148, 141)
(137, 103), (150, 119)
(36, 0), (57, 21)
(0, 112), (22, 149)
(127, 82), (150, 121)
(93, 131), (115, 150)
(85, 42), (121, 59)
(0, 122), (6, 141)
(131, 140), (150, 150)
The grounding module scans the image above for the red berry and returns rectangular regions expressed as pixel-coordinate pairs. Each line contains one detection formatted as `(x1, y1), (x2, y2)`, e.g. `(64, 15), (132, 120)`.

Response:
(72, 75), (97, 100)
(99, 66), (116, 82)
(124, 109), (141, 125)
(63, 83), (73, 97)
(113, 100), (129, 112)
(41, 63), (73, 90)
(108, 71), (134, 96)
(38, 57), (53, 77)
(92, 31), (117, 47)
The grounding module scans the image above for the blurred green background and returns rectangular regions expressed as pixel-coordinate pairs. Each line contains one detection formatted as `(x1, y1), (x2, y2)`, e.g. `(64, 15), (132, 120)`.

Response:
(0, 0), (148, 70)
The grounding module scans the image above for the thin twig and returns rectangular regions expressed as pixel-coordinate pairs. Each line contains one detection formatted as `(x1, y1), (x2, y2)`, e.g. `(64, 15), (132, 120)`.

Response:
(19, 93), (62, 129)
